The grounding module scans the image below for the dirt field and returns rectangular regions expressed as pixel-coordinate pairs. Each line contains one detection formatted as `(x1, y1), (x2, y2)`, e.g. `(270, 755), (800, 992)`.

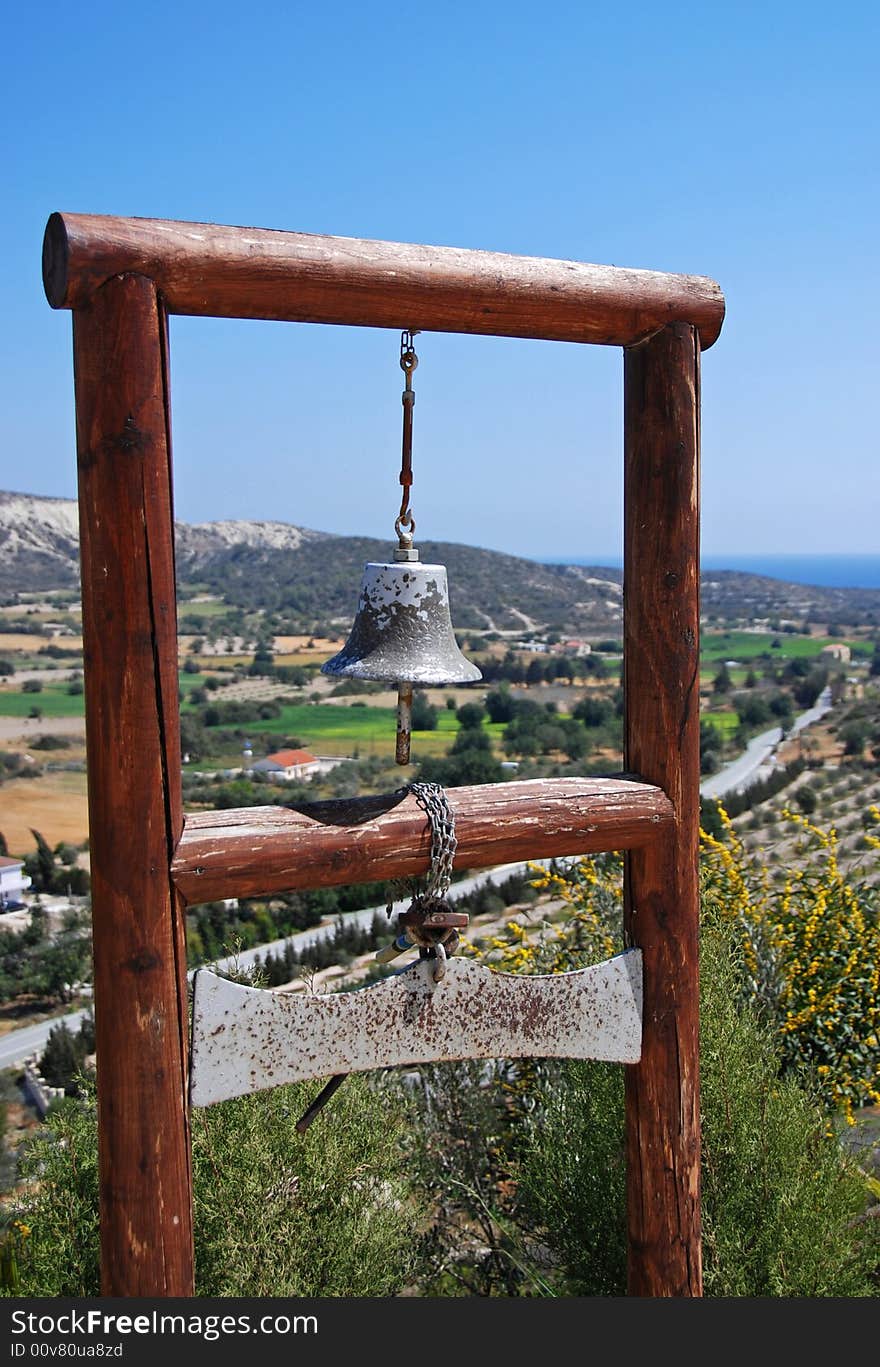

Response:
(0, 715), (86, 745)
(0, 771), (90, 856)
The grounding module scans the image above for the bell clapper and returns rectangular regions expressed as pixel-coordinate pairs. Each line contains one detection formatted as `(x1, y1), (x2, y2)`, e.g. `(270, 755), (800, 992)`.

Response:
(395, 681), (413, 765)
(392, 525), (420, 765)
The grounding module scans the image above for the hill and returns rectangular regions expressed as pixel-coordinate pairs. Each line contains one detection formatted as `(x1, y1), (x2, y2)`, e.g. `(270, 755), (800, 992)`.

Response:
(2, 491), (879, 634)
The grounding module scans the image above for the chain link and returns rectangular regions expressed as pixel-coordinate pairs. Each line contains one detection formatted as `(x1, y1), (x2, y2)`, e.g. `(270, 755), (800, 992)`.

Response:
(408, 781), (457, 898)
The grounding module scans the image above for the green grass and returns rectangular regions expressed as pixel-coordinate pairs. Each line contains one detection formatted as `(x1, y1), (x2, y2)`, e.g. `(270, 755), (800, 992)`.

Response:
(701, 711), (740, 736)
(242, 702), (398, 738)
(178, 600), (234, 620)
(0, 688), (85, 717)
(201, 702), (506, 761)
(178, 672), (212, 694)
(701, 631), (870, 663)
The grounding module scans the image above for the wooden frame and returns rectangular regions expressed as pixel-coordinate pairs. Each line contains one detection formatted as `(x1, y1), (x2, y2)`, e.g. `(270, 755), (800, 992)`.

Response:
(43, 212), (724, 1298)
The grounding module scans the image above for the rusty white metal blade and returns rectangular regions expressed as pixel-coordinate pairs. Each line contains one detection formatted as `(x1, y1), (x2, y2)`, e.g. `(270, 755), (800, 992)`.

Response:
(189, 950), (642, 1107)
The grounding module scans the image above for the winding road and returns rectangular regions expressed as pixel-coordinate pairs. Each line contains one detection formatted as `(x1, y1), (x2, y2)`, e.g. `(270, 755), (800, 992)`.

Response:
(700, 686), (833, 801)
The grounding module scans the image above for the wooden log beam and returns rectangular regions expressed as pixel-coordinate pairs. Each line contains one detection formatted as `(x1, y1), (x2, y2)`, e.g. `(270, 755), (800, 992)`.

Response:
(73, 273), (194, 1296)
(171, 776), (673, 905)
(623, 322), (702, 1296)
(43, 212), (725, 349)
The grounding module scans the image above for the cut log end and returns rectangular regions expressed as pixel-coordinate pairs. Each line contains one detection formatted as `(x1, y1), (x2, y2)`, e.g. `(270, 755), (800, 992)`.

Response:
(42, 212), (70, 309)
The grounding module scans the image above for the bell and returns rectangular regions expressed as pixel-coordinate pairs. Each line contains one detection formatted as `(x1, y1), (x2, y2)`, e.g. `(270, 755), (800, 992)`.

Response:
(322, 546), (481, 763)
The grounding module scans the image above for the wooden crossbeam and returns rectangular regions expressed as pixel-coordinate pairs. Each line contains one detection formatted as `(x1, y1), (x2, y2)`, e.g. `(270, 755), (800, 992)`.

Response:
(42, 212), (725, 348)
(171, 775), (673, 905)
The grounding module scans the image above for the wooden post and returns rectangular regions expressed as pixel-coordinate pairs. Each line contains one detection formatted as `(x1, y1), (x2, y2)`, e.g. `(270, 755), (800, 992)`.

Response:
(73, 273), (194, 1295)
(623, 322), (702, 1295)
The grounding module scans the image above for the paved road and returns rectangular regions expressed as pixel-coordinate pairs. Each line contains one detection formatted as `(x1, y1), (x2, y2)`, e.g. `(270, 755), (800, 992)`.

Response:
(0, 1009), (91, 1072)
(699, 723), (784, 799)
(0, 861), (539, 1071)
(210, 860), (536, 974)
(700, 686), (833, 801)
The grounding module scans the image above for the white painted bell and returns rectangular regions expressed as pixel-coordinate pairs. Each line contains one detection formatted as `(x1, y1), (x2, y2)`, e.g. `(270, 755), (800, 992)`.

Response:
(322, 555), (481, 686)
(322, 547), (481, 764)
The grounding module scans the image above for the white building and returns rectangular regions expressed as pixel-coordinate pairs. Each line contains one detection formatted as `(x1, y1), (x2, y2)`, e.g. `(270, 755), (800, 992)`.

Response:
(248, 748), (321, 782)
(0, 856), (31, 912)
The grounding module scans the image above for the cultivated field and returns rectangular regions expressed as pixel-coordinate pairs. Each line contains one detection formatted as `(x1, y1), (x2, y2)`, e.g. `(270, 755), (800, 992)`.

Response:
(1, 771), (90, 855)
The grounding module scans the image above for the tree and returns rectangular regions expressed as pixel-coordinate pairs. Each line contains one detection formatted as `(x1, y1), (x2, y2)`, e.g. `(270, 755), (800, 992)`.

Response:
(560, 719), (589, 762)
(27, 830), (55, 893)
(573, 696), (612, 728)
(700, 720), (722, 775)
(410, 692), (438, 731)
(713, 662), (733, 695)
(870, 641), (880, 677)
(249, 639), (275, 677)
(484, 687), (516, 724)
(840, 721), (867, 757)
(39, 1022), (81, 1089)
(456, 702), (486, 730)
(526, 658), (546, 686)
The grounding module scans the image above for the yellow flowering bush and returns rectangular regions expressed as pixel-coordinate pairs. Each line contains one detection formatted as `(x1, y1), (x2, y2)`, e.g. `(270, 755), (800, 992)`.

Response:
(474, 854), (623, 979)
(481, 816), (880, 1126)
(701, 804), (880, 1123)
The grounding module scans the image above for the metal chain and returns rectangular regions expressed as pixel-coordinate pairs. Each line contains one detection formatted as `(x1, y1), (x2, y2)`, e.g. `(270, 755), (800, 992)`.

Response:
(408, 781), (457, 899)
(395, 329), (419, 544)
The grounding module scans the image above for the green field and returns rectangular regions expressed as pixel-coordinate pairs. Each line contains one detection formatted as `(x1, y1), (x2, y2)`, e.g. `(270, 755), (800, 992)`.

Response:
(178, 673), (211, 694)
(700, 711), (740, 736)
(228, 702), (506, 759)
(0, 687), (85, 717)
(701, 631), (870, 663)
(178, 600), (233, 620)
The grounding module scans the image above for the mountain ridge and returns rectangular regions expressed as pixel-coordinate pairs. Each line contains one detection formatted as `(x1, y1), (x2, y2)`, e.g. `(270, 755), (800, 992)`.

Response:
(1, 491), (878, 633)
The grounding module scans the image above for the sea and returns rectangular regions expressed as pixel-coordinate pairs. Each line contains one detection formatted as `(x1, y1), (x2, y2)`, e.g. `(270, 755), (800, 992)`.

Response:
(541, 554), (880, 590)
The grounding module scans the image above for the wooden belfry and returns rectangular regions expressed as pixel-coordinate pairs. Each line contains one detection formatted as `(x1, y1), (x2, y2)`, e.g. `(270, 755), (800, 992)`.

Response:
(42, 211), (724, 1298)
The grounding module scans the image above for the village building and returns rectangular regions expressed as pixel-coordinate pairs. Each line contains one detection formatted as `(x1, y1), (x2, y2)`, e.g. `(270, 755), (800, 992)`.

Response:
(248, 747), (321, 782)
(0, 855), (31, 912)
(820, 642), (851, 664)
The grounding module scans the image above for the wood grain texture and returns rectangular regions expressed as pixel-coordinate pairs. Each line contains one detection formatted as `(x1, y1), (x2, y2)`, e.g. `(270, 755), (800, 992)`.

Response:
(43, 212), (725, 348)
(73, 273), (193, 1296)
(623, 323), (702, 1296)
(171, 776), (673, 905)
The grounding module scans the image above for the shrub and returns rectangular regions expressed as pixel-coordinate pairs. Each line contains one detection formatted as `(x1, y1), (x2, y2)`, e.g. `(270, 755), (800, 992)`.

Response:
(456, 858), (880, 1295)
(3, 1073), (424, 1297)
(701, 806), (880, 1121)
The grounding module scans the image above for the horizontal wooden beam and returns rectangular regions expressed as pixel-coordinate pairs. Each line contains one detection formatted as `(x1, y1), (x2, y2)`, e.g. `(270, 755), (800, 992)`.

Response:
(171, 776), (673, 905)
(43, 213), (725, 349)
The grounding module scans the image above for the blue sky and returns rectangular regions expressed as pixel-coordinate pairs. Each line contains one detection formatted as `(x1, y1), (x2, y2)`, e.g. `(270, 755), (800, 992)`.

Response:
(3, 1), (878, 561)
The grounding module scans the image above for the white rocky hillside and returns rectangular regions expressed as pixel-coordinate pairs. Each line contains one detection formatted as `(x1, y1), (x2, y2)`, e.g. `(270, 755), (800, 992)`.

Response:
(0, 490), (328, 591)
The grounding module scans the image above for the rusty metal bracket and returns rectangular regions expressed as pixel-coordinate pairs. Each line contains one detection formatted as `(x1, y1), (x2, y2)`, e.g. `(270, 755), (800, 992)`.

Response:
(188, 950), (643, 1108)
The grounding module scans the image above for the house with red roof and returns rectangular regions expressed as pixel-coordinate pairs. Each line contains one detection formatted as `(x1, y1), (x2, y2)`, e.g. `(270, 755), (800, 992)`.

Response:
(249, 748), (320, 782)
